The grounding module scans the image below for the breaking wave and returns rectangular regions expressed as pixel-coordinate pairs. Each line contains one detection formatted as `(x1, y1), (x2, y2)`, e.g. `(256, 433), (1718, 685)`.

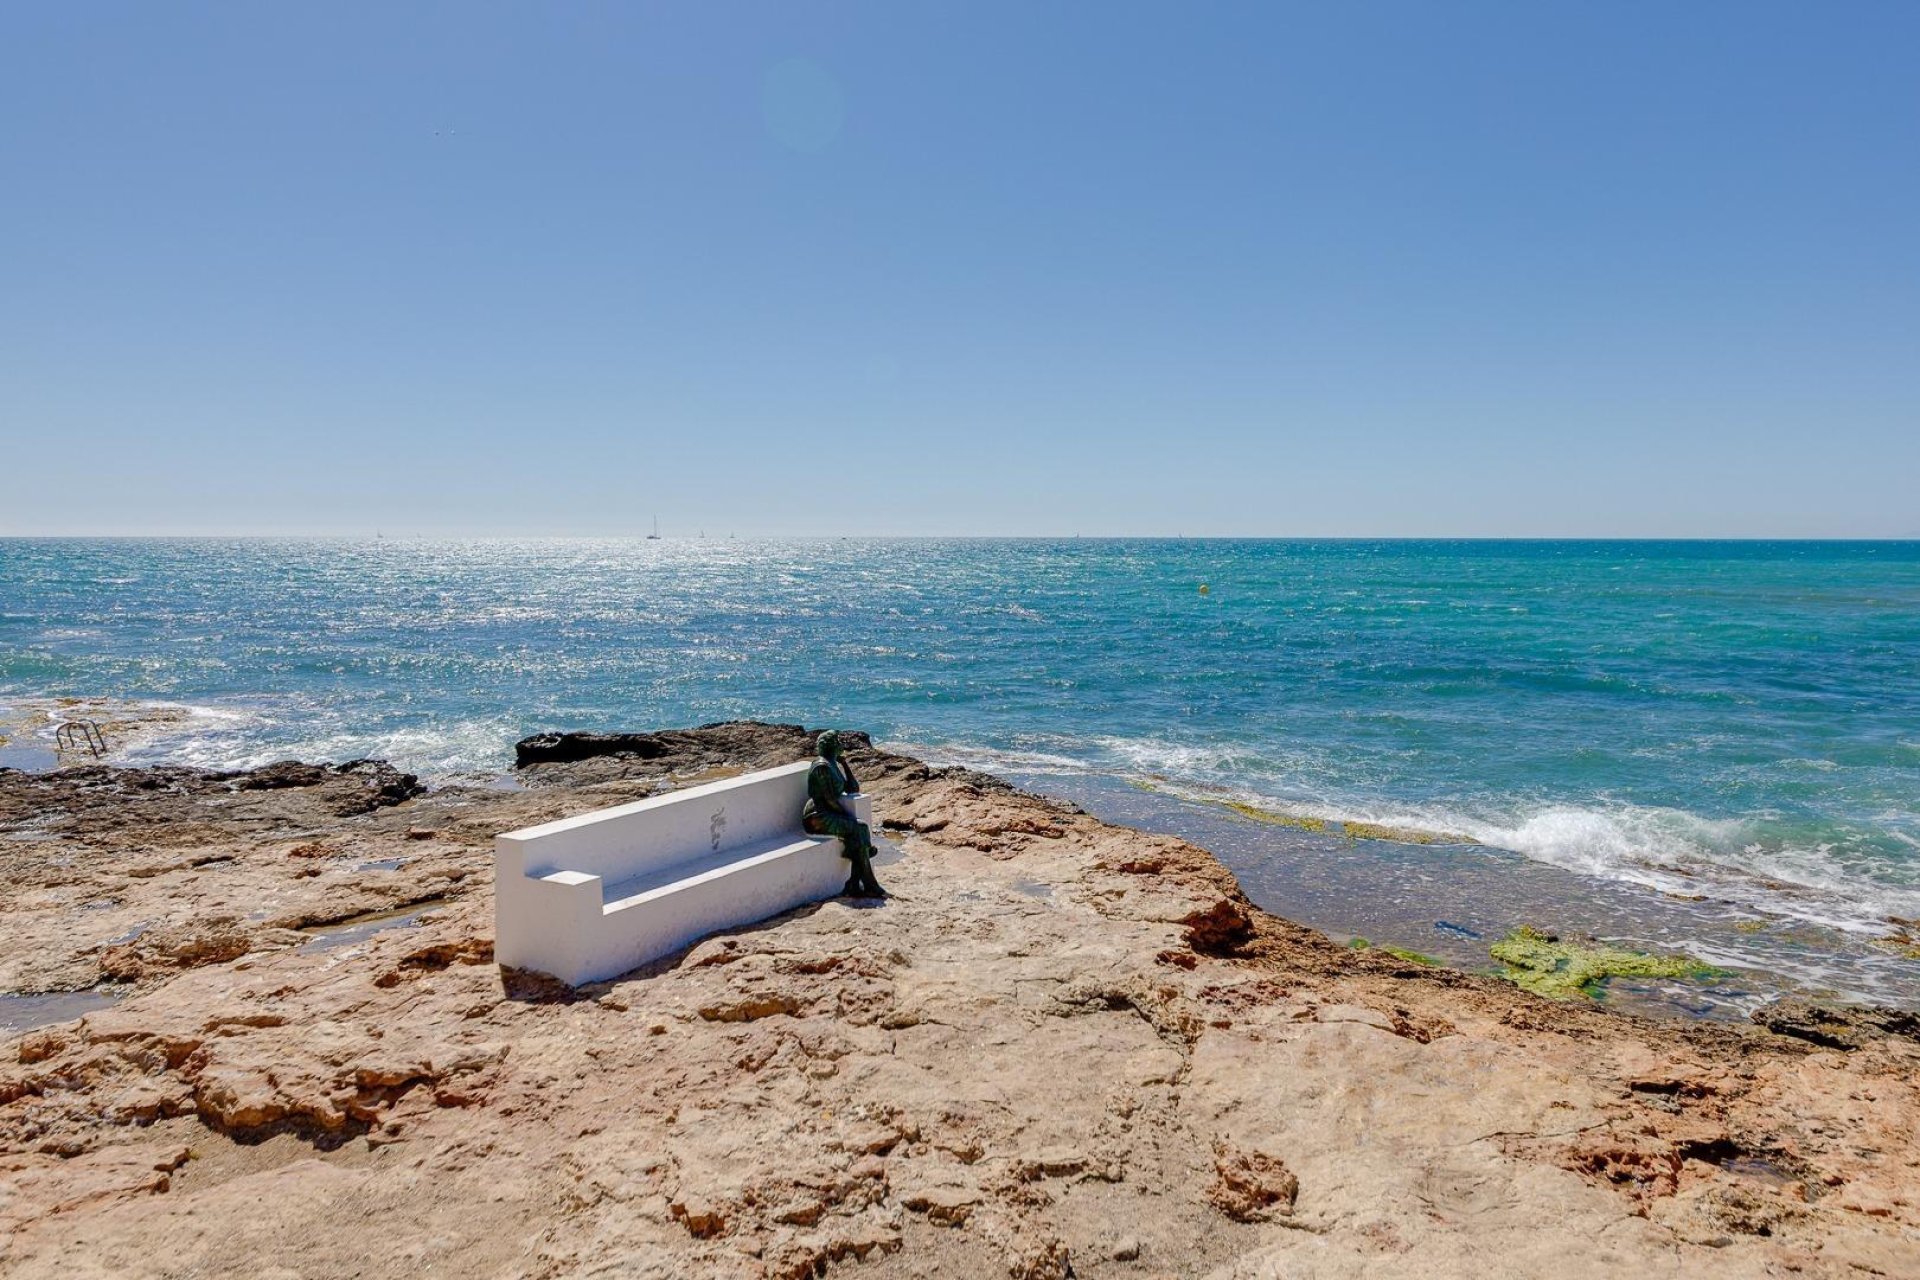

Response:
(907, 731), (1920, 938)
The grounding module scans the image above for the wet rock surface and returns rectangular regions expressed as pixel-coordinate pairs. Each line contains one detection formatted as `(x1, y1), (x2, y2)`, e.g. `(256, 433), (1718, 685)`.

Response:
(1751, 998), (1920, 1051)
(2, 722), (1918, 1278)
(513, 730), (675, 767)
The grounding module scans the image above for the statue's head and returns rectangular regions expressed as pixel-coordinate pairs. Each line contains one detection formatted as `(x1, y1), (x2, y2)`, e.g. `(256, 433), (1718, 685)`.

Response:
(816, 730), (842, 760)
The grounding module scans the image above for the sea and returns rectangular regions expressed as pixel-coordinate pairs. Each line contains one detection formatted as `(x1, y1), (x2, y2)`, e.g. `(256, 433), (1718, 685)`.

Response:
(3, 537), (1917, 1015)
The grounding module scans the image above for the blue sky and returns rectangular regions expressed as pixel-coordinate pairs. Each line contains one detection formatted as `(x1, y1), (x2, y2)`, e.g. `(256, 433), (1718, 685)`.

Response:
(3, 2), (1916, 537)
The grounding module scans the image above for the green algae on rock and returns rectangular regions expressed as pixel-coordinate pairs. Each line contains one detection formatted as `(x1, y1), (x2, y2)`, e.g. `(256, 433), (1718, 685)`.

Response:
(1339, 819), (1461, 846)
(1490, 926), (1715, 1000)
(1222, 801), (1331, 835)
(1347, 937), (1441, 966)
(1129, 781), (1480, 847)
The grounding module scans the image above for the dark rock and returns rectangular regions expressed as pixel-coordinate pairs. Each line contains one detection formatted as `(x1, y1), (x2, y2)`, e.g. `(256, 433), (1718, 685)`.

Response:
(231, 761), (330, 790)
(329, 760), (426, 813)
(202, 759), (422, 812)
(0, 757), (424, 840)
(1182, 899), (1256, 957)
(513, 732), (672, 767)
(1752, 1000), (1920, 1050)
(513, 722), (874, 773)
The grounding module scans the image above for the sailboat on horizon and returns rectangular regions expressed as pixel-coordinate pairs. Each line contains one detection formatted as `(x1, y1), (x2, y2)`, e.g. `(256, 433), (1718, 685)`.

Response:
(647, 516), (661, 540)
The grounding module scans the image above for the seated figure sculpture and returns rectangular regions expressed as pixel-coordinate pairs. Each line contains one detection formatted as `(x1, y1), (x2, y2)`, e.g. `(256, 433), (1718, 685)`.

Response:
(802, 730), (885, 898)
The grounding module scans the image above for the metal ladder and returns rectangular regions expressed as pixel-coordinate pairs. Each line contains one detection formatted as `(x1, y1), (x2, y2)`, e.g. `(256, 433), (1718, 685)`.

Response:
(55, 719), (107, 758)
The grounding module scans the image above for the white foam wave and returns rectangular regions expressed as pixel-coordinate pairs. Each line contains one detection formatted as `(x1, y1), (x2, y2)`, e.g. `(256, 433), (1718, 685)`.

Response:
(111, 701), (280, 769)
(889, 738), (1092, 777)
(1088, 735), (1262, 779)
(899, 731), (1318, 790)
(1240, 793), (1920, 937)
(266, 719), (522, 776)
(958, 731), (1920, 940)
(1456, 805), (1744, 881)
(98, 697), (519, 778)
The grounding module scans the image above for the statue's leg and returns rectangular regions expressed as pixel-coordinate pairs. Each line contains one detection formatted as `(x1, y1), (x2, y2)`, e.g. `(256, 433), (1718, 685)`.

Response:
(849, 822), (884, 896)
(810, 813), (878, 896)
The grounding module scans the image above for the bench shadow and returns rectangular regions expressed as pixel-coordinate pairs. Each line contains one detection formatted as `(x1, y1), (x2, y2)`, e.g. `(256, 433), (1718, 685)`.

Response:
(496, 889), (893, 1003)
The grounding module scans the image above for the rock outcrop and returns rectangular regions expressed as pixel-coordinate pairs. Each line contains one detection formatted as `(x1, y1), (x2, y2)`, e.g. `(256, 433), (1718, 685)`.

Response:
(2, 724), (1917, 1278)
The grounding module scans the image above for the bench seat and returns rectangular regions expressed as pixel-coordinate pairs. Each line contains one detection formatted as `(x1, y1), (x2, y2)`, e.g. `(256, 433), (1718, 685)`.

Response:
(600, 833), (836, 913)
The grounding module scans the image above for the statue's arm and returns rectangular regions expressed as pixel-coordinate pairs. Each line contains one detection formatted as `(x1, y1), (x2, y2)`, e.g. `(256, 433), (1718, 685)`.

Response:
(810, 761), (853, 817)
(842, 759), (860, 796)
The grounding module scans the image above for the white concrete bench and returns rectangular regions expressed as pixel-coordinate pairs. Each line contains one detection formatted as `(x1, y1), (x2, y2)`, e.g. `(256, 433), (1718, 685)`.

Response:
(494, 761), (877, 986)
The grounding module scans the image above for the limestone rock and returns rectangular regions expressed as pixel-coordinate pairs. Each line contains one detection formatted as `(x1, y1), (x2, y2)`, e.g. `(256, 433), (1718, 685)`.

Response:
(1182, 899), (1256, 956)
(1751, 999), (1920, 1050)
(1208, 1140), (1299, 1221)
(1, 723), (1916, 1279)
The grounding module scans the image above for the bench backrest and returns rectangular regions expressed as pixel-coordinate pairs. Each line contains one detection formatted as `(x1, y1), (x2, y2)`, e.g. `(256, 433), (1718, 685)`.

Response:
(498, 760), (813, 884)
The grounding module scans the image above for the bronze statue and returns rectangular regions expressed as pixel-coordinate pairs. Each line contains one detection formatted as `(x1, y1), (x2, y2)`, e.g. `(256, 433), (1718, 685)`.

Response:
(803, 730), (885, 898)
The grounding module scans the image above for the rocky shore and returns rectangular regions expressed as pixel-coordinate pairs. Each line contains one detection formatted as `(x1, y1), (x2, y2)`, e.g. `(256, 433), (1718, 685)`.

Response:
(2, 723), (1917, 1278)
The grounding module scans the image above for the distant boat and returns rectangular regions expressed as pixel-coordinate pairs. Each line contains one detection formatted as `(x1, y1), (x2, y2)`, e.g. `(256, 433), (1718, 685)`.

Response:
(647, 516), (661, 541)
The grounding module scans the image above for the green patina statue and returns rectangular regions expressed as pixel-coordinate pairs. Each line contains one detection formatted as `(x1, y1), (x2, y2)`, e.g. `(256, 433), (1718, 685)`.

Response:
(803, 730), (885, 899)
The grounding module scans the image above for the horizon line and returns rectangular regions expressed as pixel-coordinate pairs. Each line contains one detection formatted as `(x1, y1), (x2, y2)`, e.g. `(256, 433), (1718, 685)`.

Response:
(3, 533), (1918, 544)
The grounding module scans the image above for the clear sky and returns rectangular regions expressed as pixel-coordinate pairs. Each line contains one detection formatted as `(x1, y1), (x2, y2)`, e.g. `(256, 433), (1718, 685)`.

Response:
(3, 2), (1916, 537)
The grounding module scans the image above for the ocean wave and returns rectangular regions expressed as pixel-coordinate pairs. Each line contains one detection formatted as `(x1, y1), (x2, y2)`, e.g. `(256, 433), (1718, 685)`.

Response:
(915, 730), (1920, 940)
(76, 696), (521, 778)
(901, 731), (1324, 792)
(1186, 786), (1920, 938)
(259, 719), (523, 776)
(1468, 810), (1920, 933)
(891, 738), (1092, 777)
(1086, 734), (1279, 780)
(108, 701), (285, 769)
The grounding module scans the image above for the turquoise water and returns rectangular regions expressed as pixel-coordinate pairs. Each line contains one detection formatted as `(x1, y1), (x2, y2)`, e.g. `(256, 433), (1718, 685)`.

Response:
(4, 538), (1918, 998)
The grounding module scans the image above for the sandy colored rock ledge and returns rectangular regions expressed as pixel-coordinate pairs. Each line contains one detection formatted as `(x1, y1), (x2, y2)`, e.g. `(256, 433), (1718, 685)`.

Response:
(2, 723), (1917, 1278)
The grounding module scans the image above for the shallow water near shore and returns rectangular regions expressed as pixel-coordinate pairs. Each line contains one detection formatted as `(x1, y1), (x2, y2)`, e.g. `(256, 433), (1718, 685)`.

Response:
(3, 537), (1917, 1009)
(1018, 771), (1919, 1018)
